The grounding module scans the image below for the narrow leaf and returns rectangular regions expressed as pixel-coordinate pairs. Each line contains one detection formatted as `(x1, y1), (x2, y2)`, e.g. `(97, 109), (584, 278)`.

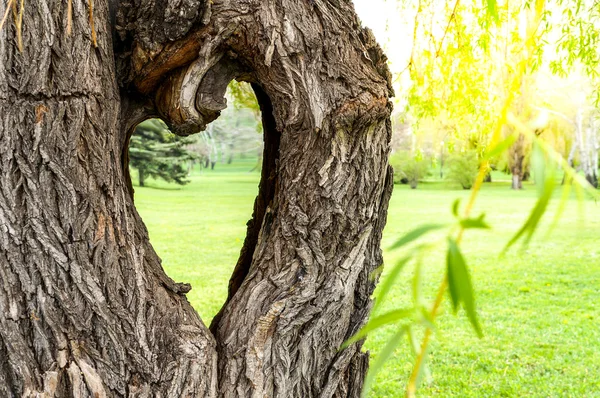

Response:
(389, 224), (446, 250)
(531, 143), (547, 197)
(407, 325), (420, 356)
(343, 308), (415, 348)
(362, 325), (409, 397)
(373, 256), (411, 312)
(485, 132), (517, 160)
(418, 306), (437, 331)
(486, 0), (499, 22)
(545, 180), (571, 237)
(412, 252), (424, 305)
(504, 188), (553, 250)
(505, 146), (556, 251)
(446, 238), (483, 337)
(452, 199), (460, 217)
(460, 214), (491, 230)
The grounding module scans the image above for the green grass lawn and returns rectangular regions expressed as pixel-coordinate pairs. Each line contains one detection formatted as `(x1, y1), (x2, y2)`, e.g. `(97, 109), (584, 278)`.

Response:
(134, 161), (600, 397)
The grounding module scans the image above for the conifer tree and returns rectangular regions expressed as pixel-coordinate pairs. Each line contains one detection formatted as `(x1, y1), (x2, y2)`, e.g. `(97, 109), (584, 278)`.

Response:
(129, 119), (196, 186)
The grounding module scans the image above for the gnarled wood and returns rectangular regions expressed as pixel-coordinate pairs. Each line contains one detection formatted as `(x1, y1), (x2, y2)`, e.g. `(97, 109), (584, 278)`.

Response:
(0, 1), (216, 396)
(0, 0), (394, 396)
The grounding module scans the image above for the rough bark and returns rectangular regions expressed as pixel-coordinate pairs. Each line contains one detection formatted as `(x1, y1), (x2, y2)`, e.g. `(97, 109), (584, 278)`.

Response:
(0, 0), (394, 397)
(0, 1), (217, 397)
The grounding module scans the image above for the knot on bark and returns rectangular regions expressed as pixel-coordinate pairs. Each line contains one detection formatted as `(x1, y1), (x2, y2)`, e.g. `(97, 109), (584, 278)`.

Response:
(154, 51), (244, 136)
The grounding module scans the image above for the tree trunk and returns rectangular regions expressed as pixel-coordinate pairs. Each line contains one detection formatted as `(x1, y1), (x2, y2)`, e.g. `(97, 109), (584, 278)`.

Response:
(584, 117), (598, 188)
(138, 168), (145, 187)
(0, 0), (393, 397)
(510, 133), (525, 190)
(508, 71), (530, 190)
(439, 149), (444, 179)
(572, 109), (599, 188)
(590, 117), (599, 188)
(0, 2), (217, 397)
(562, 140), (578, 185)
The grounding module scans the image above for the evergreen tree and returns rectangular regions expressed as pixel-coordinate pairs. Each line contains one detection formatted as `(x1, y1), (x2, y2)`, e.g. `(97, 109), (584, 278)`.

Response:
(129, 119), (196, 186)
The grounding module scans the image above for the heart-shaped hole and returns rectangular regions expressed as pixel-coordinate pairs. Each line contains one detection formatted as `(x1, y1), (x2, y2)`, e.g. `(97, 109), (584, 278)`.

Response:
(126, 82), (280, 329)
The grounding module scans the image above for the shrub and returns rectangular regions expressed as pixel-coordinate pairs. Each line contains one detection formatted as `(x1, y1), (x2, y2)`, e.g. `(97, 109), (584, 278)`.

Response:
(390, 151), (430, 189)
(446, 150), (479, 189)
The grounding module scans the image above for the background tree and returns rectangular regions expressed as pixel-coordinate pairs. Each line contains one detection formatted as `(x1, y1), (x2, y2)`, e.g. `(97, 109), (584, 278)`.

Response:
(184, 81), (263, 171)
(129, 119), (196, 186)
(394, 0), (600, 190)
(390, 150), (430, 188)
(355, 0), (600, 395)
(446, 149), (479, 189)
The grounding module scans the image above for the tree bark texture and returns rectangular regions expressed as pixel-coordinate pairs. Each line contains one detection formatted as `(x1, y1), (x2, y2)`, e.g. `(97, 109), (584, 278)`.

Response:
(0, 0), (394, 397)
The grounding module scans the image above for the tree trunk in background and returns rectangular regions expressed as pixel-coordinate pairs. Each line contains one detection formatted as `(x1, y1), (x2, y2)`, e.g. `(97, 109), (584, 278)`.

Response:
(583, 116), (598, 188)
(510, 133), (525, 189)
(138, 169), (145, 187)
(0, 0), (393, 396)
(590, 118), (599, 188)
(439, 149), (445, 179)
(508, 70), (530, 190)
(573, 110), (598, 188)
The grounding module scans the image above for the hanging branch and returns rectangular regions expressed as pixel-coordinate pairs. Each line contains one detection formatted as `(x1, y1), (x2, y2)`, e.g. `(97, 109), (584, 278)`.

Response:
(12, 0), (23, 52)
(88, 0), (97, 47)
(66, 0), (72, 36)
(405, 2), (548, 397)
(435, 0), (461, 58)
(0, 0), (15, 32)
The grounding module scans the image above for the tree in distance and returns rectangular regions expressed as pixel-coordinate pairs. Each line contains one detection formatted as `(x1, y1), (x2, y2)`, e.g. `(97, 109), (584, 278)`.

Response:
(447, 150), (480, 189)
(390, 150), (430, 189)
(129, 119), (197, 187)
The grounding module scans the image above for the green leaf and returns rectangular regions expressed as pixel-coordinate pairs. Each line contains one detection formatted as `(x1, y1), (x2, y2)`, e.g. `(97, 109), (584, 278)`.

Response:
(452, 199), (461, 217)
(485, 0), (499, 23)
(460, 214), (491, 230)
(505, 144), (556, 251)
(373, 256), (411, 312)
(412, 253), (425, 305)
(531, 142), (548, 198)
(418, 305), (437, 331)
(545, 173), (572, 237)
(343, 308), (415, 348)
(504, 186), (553, 250)
(361, 325), (409, 397)
(369, 264), (384, 282)
(446, 238), (483, 337)
(407, 325), (419, 357)
(484, 132), (517, 160)
(389, 224), (446, 250)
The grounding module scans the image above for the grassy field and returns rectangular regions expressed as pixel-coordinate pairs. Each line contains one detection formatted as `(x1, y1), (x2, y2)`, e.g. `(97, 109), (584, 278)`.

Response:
(133, 161), (600, 397)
